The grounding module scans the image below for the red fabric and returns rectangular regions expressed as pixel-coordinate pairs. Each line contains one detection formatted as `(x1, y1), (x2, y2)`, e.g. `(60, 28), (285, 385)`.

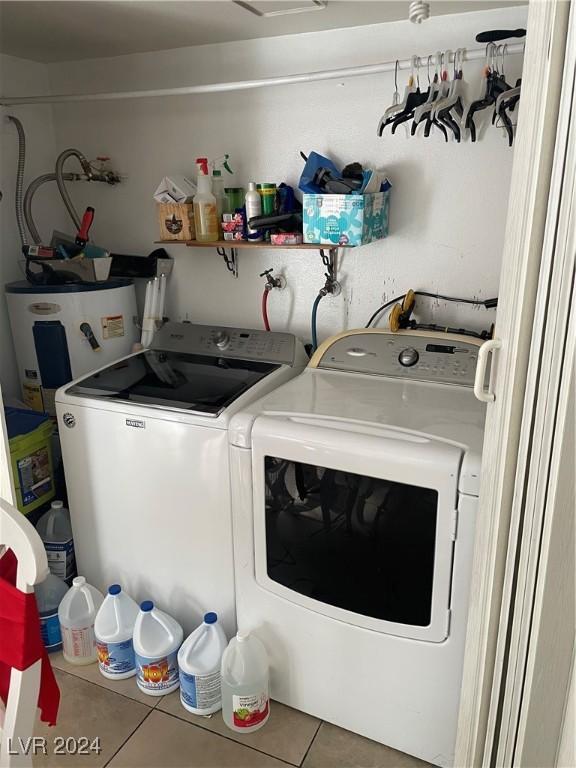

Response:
(0, 548), (60, 726)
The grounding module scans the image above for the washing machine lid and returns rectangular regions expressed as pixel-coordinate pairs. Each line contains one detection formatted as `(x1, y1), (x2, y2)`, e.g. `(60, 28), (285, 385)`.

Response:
(230, 366), (486, 495)
(66, 348), (280, 415)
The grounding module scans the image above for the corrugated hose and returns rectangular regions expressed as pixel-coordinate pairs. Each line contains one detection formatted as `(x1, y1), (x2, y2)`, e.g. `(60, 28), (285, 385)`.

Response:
(24, 172), (78, 244)
(7, 115), (28, 246)
(55, 148), (93, 231)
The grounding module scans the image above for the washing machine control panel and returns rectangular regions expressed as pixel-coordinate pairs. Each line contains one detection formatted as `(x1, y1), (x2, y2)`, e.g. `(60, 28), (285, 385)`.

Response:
(315, 331), (484, 387)
(153, 322), (297, 364)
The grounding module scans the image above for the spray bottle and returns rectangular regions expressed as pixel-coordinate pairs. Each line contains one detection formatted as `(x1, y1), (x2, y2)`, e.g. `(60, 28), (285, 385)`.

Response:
(210, 155), (234, 235)
(193, 158), (219, 242)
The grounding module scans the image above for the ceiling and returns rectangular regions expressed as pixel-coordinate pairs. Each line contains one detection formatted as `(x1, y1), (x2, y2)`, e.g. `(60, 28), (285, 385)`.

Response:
(0, 0), (523, 64)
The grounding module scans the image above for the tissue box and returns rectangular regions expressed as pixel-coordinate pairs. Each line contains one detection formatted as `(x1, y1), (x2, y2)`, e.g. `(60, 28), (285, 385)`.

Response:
(158, 203), (195, 241)
(154, 176), (197, 204)
(303, 190), (390, 246)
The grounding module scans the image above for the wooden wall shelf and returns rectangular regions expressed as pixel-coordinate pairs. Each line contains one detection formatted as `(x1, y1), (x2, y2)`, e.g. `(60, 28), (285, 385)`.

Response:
(155, 240), (352, 250)
(154, 239), (345, 283)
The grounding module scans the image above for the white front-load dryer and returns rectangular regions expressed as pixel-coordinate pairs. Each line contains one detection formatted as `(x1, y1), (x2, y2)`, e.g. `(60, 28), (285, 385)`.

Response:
(55, 322), (307, 637)
(228, 329), (487, 766)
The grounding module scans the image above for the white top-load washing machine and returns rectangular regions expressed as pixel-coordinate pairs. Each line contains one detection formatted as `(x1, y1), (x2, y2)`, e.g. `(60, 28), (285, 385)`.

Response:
(55, 322), (307, 637)
(228, 328), (487, 767)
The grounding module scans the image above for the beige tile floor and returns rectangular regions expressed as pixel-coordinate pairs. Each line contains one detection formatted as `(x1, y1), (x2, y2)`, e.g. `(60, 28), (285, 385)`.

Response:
(30, 653), (432, 768)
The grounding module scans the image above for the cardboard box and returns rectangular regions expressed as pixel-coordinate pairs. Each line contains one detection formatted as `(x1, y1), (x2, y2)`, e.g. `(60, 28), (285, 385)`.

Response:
(303, 190), (390, 246)
(158, 203), (195, 241)
(154, 176), (197, 204)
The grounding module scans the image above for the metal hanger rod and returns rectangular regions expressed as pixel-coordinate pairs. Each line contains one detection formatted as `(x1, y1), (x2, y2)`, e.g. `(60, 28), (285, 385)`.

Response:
(0, 44), (523, 106)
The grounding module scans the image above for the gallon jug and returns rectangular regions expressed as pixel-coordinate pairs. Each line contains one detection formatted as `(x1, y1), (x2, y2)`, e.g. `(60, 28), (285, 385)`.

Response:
(133, 601), (183, 696)
(94, 584), (139, 680)
(35, 573), (69, 653)
(221, 631), (270, 733)
(178, 612), (228, 715)
(36, 500), (76, 584)
(58, 576), (104, 665)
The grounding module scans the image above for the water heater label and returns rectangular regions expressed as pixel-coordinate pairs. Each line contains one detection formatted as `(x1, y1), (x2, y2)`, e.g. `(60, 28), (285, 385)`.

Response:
(28, 302), (61, 315)
(101, 315), (125, 339)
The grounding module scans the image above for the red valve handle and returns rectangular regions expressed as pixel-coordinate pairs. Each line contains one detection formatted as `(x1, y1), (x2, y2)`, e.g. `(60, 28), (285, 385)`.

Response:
(76, 206), (95, 246)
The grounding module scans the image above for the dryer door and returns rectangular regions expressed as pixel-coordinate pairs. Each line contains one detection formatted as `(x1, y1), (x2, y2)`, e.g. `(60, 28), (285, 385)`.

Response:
(251, 414), (463, 642)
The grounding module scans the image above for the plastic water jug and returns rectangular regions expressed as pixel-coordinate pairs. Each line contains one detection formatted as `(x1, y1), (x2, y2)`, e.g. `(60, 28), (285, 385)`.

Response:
(58, 576), (104, 665)
(178, 612), (228, 715)
(221, 631), (270, 733)
(35, 573), (69, 653)
(133, 601), (183, 696)
(94, 584), (139, 680)
(36, 500), (76, 584)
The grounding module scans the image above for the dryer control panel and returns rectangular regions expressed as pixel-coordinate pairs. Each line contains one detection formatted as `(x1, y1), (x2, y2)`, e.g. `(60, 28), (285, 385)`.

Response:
(153, 321), (300, 365)
(312, 330), (484, 387)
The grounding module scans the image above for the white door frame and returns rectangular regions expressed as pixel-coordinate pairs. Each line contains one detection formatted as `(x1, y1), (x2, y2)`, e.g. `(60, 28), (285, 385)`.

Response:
(491, 11), (576, 757)
(456, 1), (572, 765)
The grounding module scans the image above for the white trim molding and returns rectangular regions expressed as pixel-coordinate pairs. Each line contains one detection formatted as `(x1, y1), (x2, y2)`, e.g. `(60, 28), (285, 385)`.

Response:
(455, 1), (572, 765)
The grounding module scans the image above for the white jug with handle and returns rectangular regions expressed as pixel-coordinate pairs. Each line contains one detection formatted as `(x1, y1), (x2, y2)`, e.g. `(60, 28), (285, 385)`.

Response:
(133, 601), (183, 696)
(58, 576), (104, 665)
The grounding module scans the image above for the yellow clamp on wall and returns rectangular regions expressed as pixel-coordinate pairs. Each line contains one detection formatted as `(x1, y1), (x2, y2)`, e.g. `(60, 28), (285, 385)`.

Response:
(389, 289), (416, 332)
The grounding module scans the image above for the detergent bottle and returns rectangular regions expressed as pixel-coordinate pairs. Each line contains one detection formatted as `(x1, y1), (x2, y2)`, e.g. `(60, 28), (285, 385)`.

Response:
(178, 612), (228, 715)
(193, 157), (219, 242)
(94, 584), (140, 680)
(36, 500), (77, 584)
(245, 182), (263, 241)
(221, 631), (270, 733)
(35, 573), (69, 653)
(133, 601), (183, 696)
(58, 576), (104, 665)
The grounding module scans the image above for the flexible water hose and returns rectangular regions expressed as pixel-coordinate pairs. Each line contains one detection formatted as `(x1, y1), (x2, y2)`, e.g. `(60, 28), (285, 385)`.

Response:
(24, 172), (77, 244)
(7, 115), (28, 246)
(55, 148), (92, 230)
(262, 288), (271, 331)
(311, 293), (323, 351)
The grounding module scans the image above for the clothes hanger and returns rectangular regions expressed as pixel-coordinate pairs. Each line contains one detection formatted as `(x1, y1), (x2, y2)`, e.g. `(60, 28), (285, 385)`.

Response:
(435, 48), (467, 142)
(492, 45), (521, 146)
(390, 56), (429, 134)
(377, 60), (404, 136)
(430, 49), (454, 118)
(411, 52), (441, 135)
(378, 57), (424, 136)
(464, 43), (512, 140)
(461, 43), (495, 142)
(423, 51), (449, 141)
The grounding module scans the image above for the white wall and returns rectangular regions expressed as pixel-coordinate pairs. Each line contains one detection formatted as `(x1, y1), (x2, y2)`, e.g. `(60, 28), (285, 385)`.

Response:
(40, 5), (527, 345)
(0, 54), (64, 398)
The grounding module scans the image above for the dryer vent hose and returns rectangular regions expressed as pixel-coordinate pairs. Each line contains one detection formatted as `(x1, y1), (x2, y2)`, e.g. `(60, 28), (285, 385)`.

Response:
(7, 115), (28, 246)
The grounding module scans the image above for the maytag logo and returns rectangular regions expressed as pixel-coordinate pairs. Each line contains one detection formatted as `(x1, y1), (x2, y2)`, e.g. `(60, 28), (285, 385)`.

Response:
(62, 413), (76, 428)
(126, 418), (145, 429)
